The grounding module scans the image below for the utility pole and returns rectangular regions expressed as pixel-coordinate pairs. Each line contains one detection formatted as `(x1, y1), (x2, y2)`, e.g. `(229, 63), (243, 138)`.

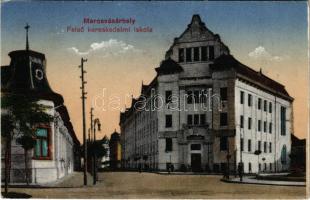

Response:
(90, 107), (94, 184)
(79, 58), (88, 186)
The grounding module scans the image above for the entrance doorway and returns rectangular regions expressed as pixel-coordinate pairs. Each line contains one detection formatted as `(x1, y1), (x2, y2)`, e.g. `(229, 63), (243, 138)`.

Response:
(191, 153), (202, 172)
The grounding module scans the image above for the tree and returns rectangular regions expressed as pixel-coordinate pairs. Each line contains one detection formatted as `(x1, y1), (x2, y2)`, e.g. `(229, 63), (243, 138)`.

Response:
(1, 94), (53, 193)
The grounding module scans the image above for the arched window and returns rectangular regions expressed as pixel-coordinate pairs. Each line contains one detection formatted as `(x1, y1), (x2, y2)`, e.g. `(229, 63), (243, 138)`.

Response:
(281, 145), (287, 164)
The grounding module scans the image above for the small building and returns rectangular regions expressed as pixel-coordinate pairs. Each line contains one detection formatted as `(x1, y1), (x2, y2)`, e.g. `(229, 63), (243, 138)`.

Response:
(109, 130), (121, 169)
(1, 25), (80, 184)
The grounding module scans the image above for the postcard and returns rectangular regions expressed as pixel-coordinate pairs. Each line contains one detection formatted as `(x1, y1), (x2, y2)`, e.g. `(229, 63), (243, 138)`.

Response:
(1, 1), (308, 199)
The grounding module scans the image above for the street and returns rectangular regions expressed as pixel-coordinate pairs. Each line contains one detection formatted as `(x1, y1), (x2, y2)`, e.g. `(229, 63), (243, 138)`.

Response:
(2, 172), (306, 199)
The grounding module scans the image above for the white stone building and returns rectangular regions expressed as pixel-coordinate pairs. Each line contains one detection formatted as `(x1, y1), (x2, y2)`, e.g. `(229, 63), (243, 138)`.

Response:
(1, 46), (81, 184)
(120, 15), (293, 173)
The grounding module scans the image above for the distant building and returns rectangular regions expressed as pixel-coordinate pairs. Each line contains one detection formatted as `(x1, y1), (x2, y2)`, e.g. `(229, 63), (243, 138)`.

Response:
(290, 134), (306, 172)
(120, 15), (293, 173)
(1, 26), (80, 184)
(109, 131), (121, 169)
(100, 137), (110, 169)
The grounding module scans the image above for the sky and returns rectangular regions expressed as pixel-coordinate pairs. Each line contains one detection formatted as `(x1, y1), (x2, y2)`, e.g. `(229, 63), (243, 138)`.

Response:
(1, 1), (308, 141)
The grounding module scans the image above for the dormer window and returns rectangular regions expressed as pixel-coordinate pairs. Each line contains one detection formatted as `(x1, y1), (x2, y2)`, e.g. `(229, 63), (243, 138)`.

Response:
(179, 48), (184, 62)
(209, 46), (214, 60)
(186, 48), (192, 62)
(201, 46), (207, 61)
(194, 47), (199, 61)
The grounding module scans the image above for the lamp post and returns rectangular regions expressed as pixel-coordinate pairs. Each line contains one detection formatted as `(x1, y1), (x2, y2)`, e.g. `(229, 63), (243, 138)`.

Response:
(93, 118), (101, 185)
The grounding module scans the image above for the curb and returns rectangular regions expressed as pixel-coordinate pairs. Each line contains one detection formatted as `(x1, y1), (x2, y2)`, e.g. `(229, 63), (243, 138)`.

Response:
(221, 178), (306, 187)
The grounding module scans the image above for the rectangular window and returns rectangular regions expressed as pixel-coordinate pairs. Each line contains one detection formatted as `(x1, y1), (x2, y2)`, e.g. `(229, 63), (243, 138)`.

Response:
(194, 47), (199, 61)
(187, 90), (193, 104)
(179, 48), (184, 62)
(191, 144), (201, 150)
(264, 100), (267, 111)
(165, 90), (172, 104)
(269, 142), (272, 153)
(220, 137), (228, 151)
(194, 114), (199, 125)
(269, 102), (272, 113)
(248, 94), (252, 107)
(187, 115), (193, 125)
(270, 163), (272, 171)
(35, 128), (49, 158)
(264, 163), (267, 171)
(269, 122), (272, 133)
(165, 138), (172, 152)
(249, 163), (252, 172)
(263, 121), (267, 133)
(241, 138), (244, 151)
(281, 106), (286, 135)
(208, 46), (214, 60)
(220, 87), (228, 101)
(248, 139), (252, 152)
(258, 141), (261, 151)
(240, 91), (244, 104)
(165, 115), (172, 128)
(264, 142), (267, 153)
(201, 46), (207, 61)
(240, 115), (244, 128)
(258, 120), (261, 131)
(200, 90), (207, 103)
(248, 117), (252, 130)
(200, 114), (206, 125)
(220, 113), (228, 126)
(186, 48), (192, 62)
(258, 98), (262, 110)
(259, 163), (261, 171)
(194, 90), (200, 104)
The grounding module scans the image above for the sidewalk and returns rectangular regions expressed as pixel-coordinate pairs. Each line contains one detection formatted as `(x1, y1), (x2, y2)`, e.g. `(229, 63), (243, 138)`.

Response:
(43, 172), (94, 188)
(222, 176), (306, 187)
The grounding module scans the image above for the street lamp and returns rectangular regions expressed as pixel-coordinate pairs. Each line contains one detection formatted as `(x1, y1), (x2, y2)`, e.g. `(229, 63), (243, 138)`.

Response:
(93, 118), (101, 185)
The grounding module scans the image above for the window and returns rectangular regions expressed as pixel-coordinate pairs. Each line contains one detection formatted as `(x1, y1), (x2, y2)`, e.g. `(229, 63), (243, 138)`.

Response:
(201, 46), (207, 61)
(241, 138), (244, 151)
(200, 114), (206, 125)
(240, 91), (244, 104)
(194, 90), (200, 104)
(269, 122), (272, 133)
(281, 106), (286, 135)
(269, 102), (272, 113)
(165, 115), (172, 128)
(264, 142), (267, 153)
(248, 117), (252, 130)
(165, 90), (172, 104)
(220, 137), (228, 151)
(179, 48), (184, 62)
(259, 163), (261, 171)
(208, 46), (214, 60)
(187, 90), (193, 104)
(35, 127), (50, 159)
(264, 163), (267, 171)
(281, 145), (287, 164)
(240, 115), (244, 128)
(264, 100), (267, 111)
(270, 163), (272, 171)
(186, 48), (192, 62)
(220, 87), (228, 101)
(200, 90), (207, 103)
(165, 138), (172, 152)
(269, 142), (272, 153)
(194, 114), (199, 125)
(258, 98), (262, 110)
(187, 115), (193, 125)
(191, 144), (201, 150)
(249, 163), (252, 172)
(194, 47), (199, 61)
(263, 121), (267, 133)
(220, 113), (228, 126)
(248, 139), (252, 152)
(248, 94), (252, 107)
(258, 141), (261, 151)
(258, 120), (261, 131)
